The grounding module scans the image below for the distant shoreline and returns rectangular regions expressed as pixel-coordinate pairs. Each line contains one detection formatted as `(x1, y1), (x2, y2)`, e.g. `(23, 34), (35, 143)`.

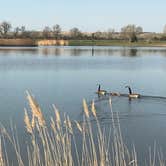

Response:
(0, 39), (166, 47)
(68, 40), (166, 47)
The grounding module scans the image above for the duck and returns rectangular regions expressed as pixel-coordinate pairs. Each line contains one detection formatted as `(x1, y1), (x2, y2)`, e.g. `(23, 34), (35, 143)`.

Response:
(96, 84), (107, 96)
(125, 85), (140, 99)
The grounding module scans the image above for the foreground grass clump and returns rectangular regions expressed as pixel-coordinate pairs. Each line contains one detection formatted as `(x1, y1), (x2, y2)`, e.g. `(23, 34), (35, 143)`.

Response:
(0, 92), (165, 166)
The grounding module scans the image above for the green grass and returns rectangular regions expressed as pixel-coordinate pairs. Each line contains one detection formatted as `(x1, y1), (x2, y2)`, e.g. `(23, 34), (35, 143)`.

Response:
(68, 40), (166, 47)
(0, 38), (166, 47)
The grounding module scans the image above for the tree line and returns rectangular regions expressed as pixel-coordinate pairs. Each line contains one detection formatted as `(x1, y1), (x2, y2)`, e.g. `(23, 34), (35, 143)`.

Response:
(1, 21), (166, 42)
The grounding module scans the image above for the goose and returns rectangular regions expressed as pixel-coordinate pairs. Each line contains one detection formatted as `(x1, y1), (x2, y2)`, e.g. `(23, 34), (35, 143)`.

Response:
(96, 84), (107, 96)
(125, 86), (140, 99)
(110, 92), (121, 96)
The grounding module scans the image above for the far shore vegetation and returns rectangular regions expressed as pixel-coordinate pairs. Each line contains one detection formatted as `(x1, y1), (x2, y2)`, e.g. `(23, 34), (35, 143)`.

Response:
(1, 21), (166, 46)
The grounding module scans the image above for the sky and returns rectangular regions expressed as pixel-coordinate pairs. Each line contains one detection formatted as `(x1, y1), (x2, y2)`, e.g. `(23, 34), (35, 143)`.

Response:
(0, 0), (166, 32)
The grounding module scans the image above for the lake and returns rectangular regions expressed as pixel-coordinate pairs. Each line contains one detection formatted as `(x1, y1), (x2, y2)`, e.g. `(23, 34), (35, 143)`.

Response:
(0, 46), (166, 165)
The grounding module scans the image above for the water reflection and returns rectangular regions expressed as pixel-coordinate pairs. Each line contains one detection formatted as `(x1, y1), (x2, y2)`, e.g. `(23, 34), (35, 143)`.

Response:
(90, 96), (166, 125)
(0, 46), (166, 74)
(0, 47), (38, 56)
(129, 48), (138, 56)
(1, 46), (166, 57)
(92, 47), (94, 56)
(0, 46), (166, 165)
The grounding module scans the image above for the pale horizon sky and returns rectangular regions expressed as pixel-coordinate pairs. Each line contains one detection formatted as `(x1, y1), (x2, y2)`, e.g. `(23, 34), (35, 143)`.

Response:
(0, 0), (165, 32)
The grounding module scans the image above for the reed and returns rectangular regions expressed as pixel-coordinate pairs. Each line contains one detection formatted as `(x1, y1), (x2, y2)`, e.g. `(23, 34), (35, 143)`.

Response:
(0, 92), (165, 166)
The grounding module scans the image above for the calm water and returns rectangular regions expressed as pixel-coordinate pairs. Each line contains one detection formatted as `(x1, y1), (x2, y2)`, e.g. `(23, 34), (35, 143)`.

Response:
(0, 46), (166, 164)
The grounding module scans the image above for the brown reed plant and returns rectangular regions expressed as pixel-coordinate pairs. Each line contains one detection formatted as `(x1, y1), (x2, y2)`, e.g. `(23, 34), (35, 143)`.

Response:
(0, 138), (4, 166)
(0, 92), (165, 166)
(24, 109), (33, 134)
(26, 91), (45, 127)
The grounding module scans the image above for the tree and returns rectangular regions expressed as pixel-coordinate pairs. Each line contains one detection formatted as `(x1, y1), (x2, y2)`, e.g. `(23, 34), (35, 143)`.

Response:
(107, 28), (115, 39)
(70, 27), (82, 39)
(13, 26), (28, 38)
(136, 26), (143, 33)
(0, 21), (12, 37)
(13, 27), (20, 37)
(163, 25), (166, 34)
(53, 24), (61, 39)
(43, 26), (51, 38)
(20, 26), (28, 38)
(129, 33), (138, 42)
(20, 26), (25, 32)
(29, 31), (40, 39)
(121, 24), (143, 42)
(94, 31), (103, 39)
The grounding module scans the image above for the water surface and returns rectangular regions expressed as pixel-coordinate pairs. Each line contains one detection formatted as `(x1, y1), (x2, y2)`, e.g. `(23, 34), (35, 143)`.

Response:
(0, 46), (166, 164)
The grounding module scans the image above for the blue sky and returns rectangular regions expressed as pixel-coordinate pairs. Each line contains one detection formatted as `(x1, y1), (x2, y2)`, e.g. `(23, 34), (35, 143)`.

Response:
(0, 0), (165, 32)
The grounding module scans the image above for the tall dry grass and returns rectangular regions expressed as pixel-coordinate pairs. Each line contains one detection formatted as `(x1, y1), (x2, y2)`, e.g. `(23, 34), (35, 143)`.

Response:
(0, 92), (165, 166)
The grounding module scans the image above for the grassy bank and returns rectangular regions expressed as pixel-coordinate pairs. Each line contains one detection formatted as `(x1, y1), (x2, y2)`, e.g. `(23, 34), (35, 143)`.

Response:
(0, 39), (166, 47)
(0, 92), (165, 165)
(69, 40), (166, 47)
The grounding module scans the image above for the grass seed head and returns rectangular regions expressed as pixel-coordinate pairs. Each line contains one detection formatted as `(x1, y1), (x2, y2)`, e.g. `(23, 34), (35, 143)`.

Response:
(83, 99), (89, 118)
(91, 100), (97, 117)
(24, 109), (32, 134)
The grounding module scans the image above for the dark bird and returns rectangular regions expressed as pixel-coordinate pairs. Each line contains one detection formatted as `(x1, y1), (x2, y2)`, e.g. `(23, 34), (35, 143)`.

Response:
(96, 84), (107, 96)
(125, 85), (140, 98)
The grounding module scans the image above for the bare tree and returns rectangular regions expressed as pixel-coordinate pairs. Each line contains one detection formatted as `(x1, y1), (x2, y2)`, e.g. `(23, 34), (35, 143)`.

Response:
(121, 24), (143, 42)
(94, 31), (103, 39)
(107, 28), (115, 39)
(30, 31), (40, 39)
(136, 26), (143, 33)
(70, 27), (82, 39)
(13, 26), (28, 38)
(20, 26), (25, 32)
(43, 26), (51, 38)
(20, 26), (28, 38)
(14, 27), (20, 37)
(53, 24), (61, 39)
(0, 21), (12, 38)
(163, 25), (166, 34)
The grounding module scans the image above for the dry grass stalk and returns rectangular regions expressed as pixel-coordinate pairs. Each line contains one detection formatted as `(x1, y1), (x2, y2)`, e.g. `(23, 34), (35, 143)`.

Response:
(83, 99), (89, 118)
(109, 97), (112, 108)
(50, 117), (56, 132)
(1, 92), (165, 166)
(31, 115), (35, 129)
(91, 100), (97, 117)
(53, 105), (61, 130)
(74, 121), (82, 133)
(24, 109), (32, 134)
(0, 138), (4, 166)
(67, 116), (73, 134)
(26, 91), (45, 127)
